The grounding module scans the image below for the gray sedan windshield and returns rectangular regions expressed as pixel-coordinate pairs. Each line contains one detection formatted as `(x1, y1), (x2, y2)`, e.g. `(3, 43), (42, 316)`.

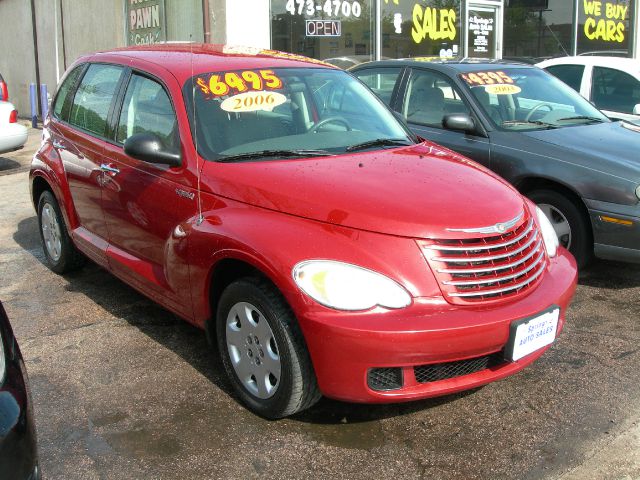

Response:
(461, 68), (609, 131)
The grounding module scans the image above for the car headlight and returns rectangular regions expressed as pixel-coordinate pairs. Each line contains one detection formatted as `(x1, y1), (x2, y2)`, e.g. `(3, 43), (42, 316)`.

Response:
(635, 185), (640, 201)
(292, 260), (412, 311)
(536, 206), (559, 258)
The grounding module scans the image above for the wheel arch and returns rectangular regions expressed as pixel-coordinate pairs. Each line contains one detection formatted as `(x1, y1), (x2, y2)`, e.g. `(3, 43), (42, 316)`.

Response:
(30, 167), (79, 230)
(204, 254), (297, 346)
(516, 176), (594, 242)
(31, 174), (53, 210)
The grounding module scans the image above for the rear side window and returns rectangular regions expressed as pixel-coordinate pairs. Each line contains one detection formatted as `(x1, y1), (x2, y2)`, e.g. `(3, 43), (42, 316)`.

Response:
(591, 66), (640, 114)
(69, 64), (124, 137)
(52, 65), (84, 121)
(545, 64), (584, 92)
(116, 74), (178, 149)
(352, 68), (402, 106)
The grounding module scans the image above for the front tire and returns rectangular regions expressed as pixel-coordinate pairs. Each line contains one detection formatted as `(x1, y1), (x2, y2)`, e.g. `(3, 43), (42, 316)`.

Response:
(37, 190), (85, 274)
(528, 189), (592, 268)
(216, 277), (320, 419)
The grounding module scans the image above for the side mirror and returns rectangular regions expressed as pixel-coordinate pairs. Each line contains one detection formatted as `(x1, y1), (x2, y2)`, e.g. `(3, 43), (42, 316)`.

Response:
(633, 104), (640, 115)
(124, 133), (181, 167)
(443, 114), (476, 133)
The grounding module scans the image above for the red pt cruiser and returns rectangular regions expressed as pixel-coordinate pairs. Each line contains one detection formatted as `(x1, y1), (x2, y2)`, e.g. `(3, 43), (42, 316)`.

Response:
(30, 45), (577, 418)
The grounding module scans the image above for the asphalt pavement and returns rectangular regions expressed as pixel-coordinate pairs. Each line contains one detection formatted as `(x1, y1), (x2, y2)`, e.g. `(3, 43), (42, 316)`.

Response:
(1, 127), (640, 479)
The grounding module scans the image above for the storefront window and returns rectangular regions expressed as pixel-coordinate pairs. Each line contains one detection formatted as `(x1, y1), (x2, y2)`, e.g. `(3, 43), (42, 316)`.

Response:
(503, 0), (573, 60)
(577, 0), (632, 55)
(270, 0), (374, 64)
(381, 0), (461, 58)
(468, 5), (498, 58)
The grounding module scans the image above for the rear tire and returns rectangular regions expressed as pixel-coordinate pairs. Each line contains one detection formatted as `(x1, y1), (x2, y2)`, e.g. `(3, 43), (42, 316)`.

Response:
(528, 189), (592, 269)
(216, 277), (321, 419)
(37, 190), (85, 274)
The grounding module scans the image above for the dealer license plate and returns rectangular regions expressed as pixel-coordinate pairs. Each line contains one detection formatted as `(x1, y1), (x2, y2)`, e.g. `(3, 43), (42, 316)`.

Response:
(505, 307), (560, 362)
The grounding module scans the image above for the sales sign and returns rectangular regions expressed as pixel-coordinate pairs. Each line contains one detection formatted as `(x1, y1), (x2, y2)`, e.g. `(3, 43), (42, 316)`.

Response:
(126, 0), (166, 46)
(306, 20), (342, 36)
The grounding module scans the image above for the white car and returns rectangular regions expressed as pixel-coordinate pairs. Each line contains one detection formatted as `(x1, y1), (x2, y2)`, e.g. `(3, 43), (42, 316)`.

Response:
(537, 56), (640, 124)
(0, 100), (28, 154)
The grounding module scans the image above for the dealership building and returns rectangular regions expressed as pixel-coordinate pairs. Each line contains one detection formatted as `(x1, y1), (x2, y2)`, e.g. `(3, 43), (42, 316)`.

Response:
(0, 0), (637, 115)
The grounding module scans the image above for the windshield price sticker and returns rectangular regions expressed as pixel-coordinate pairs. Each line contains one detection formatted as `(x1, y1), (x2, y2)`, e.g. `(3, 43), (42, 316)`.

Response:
(485, 84), (522, 95)
(221, 91), (287, 113)
(460, 71), (515, 86)
(286, 0), (362, 18)
(196, 70), (283, 99)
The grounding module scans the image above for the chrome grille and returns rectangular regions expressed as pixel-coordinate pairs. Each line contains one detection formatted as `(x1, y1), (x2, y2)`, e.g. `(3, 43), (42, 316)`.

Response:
(420, 214), (547, 305)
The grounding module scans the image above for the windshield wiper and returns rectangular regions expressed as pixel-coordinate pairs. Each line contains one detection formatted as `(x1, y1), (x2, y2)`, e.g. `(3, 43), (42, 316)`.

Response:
(345, 138), (413, 152)
(501, 120), (558, 129)
(556, 115), (605, 124)
(217, 149), (333, 163)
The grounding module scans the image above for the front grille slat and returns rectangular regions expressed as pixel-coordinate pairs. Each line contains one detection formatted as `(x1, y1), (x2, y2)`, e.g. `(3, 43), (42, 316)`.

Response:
(436, 242), (542, 274)
(447, 261), (546, 297)
(420, 211), (547, 304)
(414, 352), (505, 383)
(443, 249), (544, 286)
(428, 219), (534, 252)
(431, 233), (539, 263)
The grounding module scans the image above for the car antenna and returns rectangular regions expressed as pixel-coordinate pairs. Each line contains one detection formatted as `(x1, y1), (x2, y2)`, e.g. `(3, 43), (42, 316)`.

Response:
(190, 35), (204, 226)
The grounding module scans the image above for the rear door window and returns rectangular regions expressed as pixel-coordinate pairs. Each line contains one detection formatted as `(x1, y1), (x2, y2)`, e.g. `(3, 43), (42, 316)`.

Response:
(69, 64), (124, 137)
(545, 64), (585, 92)
(591, 66), (640, 114)
(52, 65), (85, 122)
(116, 74), (178, 150)
(351, 68), (402, 106)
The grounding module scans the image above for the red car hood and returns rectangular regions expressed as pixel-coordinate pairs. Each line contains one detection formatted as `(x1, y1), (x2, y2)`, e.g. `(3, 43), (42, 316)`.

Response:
(201, 142), (526, 239)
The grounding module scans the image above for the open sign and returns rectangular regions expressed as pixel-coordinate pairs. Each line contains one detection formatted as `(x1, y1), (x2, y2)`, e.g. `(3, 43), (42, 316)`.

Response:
(305, 20), (342, 37)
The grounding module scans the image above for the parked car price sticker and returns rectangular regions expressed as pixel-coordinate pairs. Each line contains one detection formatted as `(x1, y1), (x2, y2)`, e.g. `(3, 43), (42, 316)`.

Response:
(460, 71), (515, 86)
(485, 84), (521, 95)
(221, 91), (287, 113)
(196, 70), (283, 99)
(285, 0), (362, 17)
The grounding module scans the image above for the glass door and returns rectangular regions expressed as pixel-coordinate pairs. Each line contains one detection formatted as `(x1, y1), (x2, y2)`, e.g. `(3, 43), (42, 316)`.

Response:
(466, 2), (503, 58)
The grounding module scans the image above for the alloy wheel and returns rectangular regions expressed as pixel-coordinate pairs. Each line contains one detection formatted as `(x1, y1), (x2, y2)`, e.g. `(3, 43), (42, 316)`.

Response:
(41, 202), (62, 262)
(537, 202), (572, 249)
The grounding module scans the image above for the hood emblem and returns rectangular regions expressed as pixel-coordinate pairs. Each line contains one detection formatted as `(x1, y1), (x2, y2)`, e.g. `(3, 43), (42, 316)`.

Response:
(447, 212), (523, 234)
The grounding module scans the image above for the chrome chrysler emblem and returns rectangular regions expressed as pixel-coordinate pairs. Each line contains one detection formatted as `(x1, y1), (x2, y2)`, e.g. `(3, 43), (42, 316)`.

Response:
(447, 212), (523, 234)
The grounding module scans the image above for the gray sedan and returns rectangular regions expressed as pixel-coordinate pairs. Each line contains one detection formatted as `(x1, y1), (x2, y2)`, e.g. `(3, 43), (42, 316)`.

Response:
(351, 59), (640, 268)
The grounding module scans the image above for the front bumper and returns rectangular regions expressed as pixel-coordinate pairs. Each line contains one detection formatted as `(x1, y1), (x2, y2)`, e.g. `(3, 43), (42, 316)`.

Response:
(298, 249), (577, 403)
(0, 123), (28, 155)
(588, 203), (640, 263)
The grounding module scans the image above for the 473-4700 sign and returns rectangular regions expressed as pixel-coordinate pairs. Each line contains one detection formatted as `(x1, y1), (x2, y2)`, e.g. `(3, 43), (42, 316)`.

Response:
(286, 0), (362, 18)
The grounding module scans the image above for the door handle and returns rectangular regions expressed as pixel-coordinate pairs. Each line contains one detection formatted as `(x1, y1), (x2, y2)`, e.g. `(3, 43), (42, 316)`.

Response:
(100, 163), (120, 175)
(52, 140), (65, 149)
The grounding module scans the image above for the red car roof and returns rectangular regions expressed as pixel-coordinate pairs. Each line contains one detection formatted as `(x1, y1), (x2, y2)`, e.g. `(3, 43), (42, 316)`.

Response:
(88, 44), (337, 84)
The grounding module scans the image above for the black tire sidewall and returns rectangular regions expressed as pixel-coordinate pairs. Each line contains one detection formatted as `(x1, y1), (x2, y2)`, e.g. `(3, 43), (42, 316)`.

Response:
(37, 191), (75, 274)
(216, 279), (301, 419)
(528, 189), (592, 268)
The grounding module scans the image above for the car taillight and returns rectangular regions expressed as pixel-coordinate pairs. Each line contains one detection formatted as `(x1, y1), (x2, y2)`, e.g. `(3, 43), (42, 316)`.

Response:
(9, 110), (18, 123)
(0, 82), (7, 102)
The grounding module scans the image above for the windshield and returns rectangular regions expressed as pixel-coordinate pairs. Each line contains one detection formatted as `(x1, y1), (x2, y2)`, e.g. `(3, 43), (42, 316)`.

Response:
(460, 68), (610, 131)
(183, 67), (413, 161)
